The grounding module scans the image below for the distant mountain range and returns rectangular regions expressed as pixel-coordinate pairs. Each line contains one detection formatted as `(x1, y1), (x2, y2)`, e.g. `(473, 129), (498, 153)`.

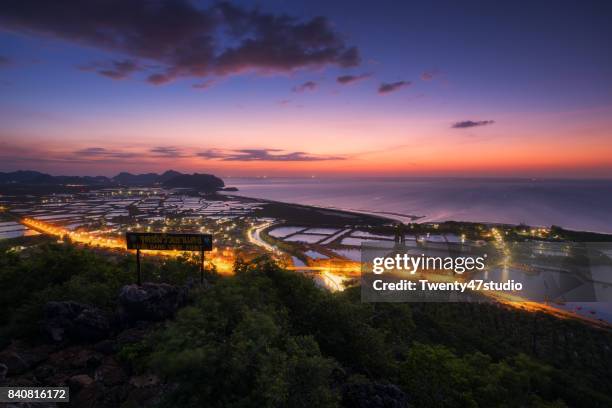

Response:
(0, 170), (226, 192)
(112, 170), (183, 186)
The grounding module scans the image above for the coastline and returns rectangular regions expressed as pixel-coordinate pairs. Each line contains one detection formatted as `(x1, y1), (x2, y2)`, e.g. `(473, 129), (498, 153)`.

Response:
(222, 177), (612, 235)
(223, 191), (612, 236)
(3, 187), (611, 329)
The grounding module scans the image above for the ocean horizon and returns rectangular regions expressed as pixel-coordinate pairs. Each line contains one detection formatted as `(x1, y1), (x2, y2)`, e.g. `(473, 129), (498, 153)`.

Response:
(224, 177), (612, 234)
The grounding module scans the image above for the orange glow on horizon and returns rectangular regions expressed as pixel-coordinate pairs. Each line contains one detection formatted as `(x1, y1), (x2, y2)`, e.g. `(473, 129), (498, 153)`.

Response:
(3, 105), (612, 178)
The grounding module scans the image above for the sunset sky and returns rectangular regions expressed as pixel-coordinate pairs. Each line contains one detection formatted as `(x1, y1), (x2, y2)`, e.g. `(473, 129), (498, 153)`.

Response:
(1, 0), (611, 177)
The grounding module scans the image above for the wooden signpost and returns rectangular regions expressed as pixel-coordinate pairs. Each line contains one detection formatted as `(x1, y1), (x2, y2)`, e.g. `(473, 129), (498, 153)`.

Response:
(126, 232), (213, 285)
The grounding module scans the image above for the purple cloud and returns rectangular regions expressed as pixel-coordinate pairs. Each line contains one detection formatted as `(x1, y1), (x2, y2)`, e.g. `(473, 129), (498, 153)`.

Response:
(378, 81), (411, 94)
(192, 80), (215, 90)
(293, 81), (317, 93)
(420, 70), (438, 81)
(80, 59), (141, 80)
(0, 1), (360, 85)
(197, 148), (343, 162)
(337, 73), (371, 85)
(147, 73), (174, 85)
(149, 146), (185, 158)
(451, 120), (495, 129)
(73, 147), (137, 159)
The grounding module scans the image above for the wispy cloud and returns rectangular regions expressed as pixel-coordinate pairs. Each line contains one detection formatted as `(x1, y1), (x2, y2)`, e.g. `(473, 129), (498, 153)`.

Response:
(149, 146), (185, 158)
(147, 73), (174, 85)
(378, 81), (411, 94)
(98, 59), (140, 80)
(337, 73), (371, 85)
(293, 81), (317, 93)
(79, 59), (141, 80)
(197, 148), (344, 162)
(192, 80), (215, 90)
(420, 70), (438, 81)
(196, 149), (227, 160)
(451, 120), (495, 129)
(73, 147), (138, 159)
(1, 142), (346, 168)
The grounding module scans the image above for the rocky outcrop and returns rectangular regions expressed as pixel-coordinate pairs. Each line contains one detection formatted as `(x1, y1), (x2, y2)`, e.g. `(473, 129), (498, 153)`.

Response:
(41, 301), (112, 343)
(0, 341), (162, 407)
(0, 342), (56, 376)
(94, 355), (128, 387)
(39, 283), (189, 344)
(342, 382), (411, 408)
(0, 282), (189, 406)
(69, 373), (94, 389)
(117, 283), (187, 325)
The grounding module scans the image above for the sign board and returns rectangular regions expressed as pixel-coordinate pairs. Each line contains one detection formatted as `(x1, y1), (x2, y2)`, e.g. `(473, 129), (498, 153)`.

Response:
(126, 232), (212, 251)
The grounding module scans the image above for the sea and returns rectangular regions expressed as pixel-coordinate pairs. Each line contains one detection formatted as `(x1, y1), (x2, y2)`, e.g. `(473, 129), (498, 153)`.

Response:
(226, 177), (612, 323)
(224, 177), (612, 234)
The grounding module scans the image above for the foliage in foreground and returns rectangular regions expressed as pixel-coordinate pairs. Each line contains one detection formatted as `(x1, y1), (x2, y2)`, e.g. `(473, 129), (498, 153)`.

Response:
(0, 242), (204, 343)
(1, 243), (611, 407)
(135, 258), (612, 408)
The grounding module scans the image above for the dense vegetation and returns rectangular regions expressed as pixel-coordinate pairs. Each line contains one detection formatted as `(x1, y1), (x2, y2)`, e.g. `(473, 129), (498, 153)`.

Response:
(0, 240), (204, 344)
(1, 242), (611, 407)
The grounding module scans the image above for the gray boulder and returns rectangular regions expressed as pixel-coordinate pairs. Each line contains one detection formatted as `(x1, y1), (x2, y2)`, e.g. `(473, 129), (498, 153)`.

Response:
(117, 283), (187, 325)
(41, 301), (111, 343)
